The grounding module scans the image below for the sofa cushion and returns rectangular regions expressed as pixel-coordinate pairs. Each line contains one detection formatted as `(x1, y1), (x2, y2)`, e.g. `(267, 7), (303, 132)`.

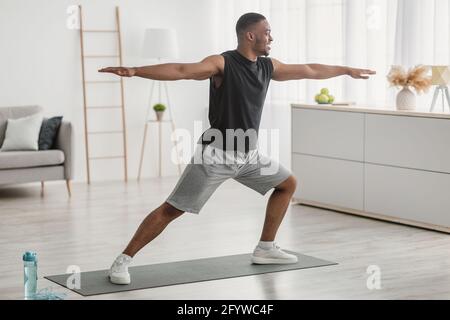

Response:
(0, 106), (43, 146)
(39, 116), (63, 150)
(0, 150), (64, 170)
(0, 112), (44, 151)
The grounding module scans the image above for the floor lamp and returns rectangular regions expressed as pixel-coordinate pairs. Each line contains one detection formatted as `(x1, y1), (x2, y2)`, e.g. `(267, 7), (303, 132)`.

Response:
(429, 65), (450, 112)
(138, 28), (182, 179)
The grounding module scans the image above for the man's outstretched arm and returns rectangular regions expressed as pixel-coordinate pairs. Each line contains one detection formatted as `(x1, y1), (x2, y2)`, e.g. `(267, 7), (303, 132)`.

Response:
(271, 58), (376, 81)
(98, 55), (223, 80)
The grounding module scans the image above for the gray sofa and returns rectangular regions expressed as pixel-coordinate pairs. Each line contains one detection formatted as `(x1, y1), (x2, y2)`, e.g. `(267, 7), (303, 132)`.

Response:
(0, 105), (73, 196)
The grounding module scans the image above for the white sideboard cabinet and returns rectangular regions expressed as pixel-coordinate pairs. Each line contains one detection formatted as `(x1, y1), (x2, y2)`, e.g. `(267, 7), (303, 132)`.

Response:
(291, 104), (450, 233)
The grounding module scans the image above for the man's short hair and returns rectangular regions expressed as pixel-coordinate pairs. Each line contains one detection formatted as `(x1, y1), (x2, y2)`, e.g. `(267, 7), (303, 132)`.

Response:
(235, 12), (266, 39)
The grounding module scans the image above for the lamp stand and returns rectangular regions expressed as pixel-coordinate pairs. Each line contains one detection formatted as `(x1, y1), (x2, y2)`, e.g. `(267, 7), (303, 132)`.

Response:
(138, 79), (183, 180)
(430, 85), (450, 112)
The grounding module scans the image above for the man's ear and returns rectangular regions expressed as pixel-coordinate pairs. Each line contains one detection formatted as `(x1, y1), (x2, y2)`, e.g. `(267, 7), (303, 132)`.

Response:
(246, 31), (255, 42)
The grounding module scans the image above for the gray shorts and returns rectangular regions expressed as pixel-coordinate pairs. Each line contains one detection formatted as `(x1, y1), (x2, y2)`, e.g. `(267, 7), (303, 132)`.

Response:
(166, 144), (292, 214)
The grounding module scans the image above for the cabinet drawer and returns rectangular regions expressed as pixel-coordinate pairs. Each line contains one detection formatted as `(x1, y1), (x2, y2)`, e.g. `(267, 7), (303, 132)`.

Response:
(292, 154), (364, 210)
(292, 108), (364, 161)
(365, 114), (450, 173)
(365, 163), (450, 227)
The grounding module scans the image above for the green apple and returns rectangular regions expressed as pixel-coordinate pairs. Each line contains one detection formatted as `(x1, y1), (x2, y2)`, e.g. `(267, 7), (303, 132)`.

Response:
(314, 94), (321, 102)
(317, 94), (329, 104)
(320, 88), (329, 95)
(328, 95), (335, 104)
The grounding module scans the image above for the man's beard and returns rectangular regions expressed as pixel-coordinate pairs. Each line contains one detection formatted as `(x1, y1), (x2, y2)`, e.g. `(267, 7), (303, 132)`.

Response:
(255, 39), (269, 57)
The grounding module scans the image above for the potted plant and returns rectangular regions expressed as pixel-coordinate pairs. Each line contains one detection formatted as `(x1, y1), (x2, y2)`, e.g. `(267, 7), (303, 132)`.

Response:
(153, 103), (166, 121)
(387, 65), (432, 110)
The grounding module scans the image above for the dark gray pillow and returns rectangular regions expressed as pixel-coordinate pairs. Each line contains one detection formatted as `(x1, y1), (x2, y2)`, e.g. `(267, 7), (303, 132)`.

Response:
(39, 116), (63, 150)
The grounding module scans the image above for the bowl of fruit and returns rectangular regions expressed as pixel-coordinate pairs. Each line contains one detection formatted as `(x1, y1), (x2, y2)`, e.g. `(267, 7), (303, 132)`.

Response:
(314, 88), (335, 104)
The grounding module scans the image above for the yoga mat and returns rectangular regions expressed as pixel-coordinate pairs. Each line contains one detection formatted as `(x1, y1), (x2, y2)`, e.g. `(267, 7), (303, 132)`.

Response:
(45, 251), (337, 296)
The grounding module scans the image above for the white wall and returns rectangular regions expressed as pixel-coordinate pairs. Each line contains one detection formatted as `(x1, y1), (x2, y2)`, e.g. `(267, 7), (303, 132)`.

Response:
(0, 0), (220, 182)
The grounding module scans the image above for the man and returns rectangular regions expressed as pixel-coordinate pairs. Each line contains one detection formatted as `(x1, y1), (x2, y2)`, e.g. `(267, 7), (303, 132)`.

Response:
(99, 12), (375, 285)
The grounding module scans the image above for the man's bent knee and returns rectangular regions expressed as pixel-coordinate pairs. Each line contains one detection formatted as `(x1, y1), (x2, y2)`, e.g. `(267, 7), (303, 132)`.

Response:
(275, 175), (297, 194)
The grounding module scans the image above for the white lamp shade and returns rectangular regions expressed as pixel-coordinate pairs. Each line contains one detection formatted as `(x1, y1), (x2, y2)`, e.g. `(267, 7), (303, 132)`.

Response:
(142, 28), (179, 59)
(431, 66), (450, 85)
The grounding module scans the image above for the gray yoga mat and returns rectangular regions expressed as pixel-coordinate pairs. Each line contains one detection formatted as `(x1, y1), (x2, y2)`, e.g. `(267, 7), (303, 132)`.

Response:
(45, 251), (337, 296)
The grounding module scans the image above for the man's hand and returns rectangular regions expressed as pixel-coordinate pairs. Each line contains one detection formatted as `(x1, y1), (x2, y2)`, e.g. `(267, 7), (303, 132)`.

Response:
(98, 67), (136, 77)
(347, 68), (376, 79)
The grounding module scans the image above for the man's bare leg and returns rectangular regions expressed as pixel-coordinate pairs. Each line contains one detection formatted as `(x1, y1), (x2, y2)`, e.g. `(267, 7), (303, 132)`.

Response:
(109, 202), (184, 284)
(259, 175), (297, 241)
(250, 175), (298, 264)
(123, 202), (184, 257)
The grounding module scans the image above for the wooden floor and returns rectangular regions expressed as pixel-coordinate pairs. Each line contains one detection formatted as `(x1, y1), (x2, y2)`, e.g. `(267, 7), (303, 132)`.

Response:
(0, 177), (449, 300)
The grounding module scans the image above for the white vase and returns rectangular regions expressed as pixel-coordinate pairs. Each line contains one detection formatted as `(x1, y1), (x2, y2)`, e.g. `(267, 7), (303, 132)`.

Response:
(396, 86), (416, 110)
(155, 111), (164, 121)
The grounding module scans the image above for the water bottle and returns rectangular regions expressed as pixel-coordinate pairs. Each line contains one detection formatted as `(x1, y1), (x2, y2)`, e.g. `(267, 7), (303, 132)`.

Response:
(23, 251), (38, 300)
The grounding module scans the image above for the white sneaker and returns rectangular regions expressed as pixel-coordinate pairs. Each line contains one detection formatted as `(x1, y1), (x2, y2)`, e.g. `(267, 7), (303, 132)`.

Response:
(108, 253), (132, 285)
(251, 243), (298, 265)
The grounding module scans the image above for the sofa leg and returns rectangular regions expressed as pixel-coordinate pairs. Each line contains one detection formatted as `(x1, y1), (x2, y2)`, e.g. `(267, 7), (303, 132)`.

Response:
(41, 181), (44, 197)
(66, 180), (72, 197)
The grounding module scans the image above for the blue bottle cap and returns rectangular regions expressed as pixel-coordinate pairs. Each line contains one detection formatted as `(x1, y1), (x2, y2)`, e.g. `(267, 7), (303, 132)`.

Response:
(23, 251), (37, 262)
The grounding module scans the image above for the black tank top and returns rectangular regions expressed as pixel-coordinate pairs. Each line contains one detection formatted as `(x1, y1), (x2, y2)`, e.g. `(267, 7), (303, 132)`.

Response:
(197, 49), (273, 153)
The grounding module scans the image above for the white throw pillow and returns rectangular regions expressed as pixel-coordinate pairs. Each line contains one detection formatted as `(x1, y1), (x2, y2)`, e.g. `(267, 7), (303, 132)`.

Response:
(0, 113), (44, 151)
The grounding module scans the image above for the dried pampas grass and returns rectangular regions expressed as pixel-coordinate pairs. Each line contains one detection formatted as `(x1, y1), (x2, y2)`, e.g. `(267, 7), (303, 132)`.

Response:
(387, 65), (432, 94)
